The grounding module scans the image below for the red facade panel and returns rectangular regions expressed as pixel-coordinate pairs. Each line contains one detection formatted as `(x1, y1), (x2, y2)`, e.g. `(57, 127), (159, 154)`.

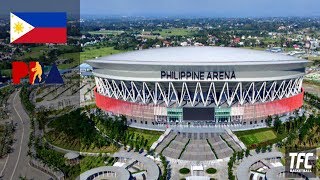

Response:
(95, 90), (304, 121)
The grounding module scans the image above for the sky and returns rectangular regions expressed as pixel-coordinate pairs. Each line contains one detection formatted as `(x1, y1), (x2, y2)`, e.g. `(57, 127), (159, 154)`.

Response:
(80, 0), (320, 17)
(0, 0), (79, 16)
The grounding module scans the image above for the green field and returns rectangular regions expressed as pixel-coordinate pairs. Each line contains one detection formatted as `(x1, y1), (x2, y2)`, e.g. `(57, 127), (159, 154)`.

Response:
(153, 28), (195, 37)
(16, 45), (76, 59)
(58, 52), (79, 69)
(56, 46), (125, 69)
(242, 47), (266, 51)
(88, 30), (124, 35)
(80, 46), (125, 63)
(16, 46), (50, 59)
(80, 156), (115, 173)
(45, 130), (118, 153)
(307, 56), (320, 61)
(1, 69), (11, 77)
(235, 128), (279, 147)
(127, 127), (163, 147)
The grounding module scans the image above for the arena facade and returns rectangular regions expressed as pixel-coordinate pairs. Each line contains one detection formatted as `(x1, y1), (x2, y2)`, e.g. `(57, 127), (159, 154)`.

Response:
(88, 47), (308, 126)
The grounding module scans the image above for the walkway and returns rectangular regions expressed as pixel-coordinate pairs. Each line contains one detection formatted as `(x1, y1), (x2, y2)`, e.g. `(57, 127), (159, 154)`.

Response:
(113, 151), (160, 180)
(129, 122), (269, 133)
(0, 90), (52, 180)
(265, 166), (318, 180)
(236, 152), (283, 180)
(78, 166), (130, 180)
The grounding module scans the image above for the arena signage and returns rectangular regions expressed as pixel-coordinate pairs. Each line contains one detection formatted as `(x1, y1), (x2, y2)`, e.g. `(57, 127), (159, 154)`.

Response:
(160, 71), (236, 80)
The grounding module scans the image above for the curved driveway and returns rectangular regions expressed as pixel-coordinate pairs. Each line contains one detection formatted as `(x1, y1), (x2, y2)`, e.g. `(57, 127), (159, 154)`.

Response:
(0, 90), (52, 180)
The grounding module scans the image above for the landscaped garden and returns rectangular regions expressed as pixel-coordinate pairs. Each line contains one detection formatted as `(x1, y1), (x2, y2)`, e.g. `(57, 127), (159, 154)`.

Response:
(35, 143), (115, 180)
(93, 109), (164, 152)
(234, 127), (286, 149)
(235, 128), (277, 145)
(45, 109), (118, 153)
(126, 127), (163, 148)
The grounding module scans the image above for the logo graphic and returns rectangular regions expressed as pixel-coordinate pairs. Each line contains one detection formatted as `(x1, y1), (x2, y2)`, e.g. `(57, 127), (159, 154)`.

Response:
(285, 148), (317, 178)
(10, 12), (67, 44)
(289, 152), (314, 172)
(30, 62), (43, 84)
(12, 61), (64, 85)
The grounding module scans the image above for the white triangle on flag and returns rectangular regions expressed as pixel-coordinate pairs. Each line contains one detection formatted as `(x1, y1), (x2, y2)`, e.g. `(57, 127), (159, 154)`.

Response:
(10, 13), (35, 43)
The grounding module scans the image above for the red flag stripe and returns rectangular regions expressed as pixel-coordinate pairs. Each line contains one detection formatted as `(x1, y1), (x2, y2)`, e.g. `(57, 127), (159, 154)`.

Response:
(12, 28), (67, 44)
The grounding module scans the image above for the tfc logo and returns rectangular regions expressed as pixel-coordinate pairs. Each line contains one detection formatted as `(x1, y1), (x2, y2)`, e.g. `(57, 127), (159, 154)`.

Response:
(289, 152), (314, 172)
(12, 61), (64, 85)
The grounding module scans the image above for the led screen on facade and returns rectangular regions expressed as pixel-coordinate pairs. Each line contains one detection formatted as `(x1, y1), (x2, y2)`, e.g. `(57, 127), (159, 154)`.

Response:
(183, 107), (215, 121)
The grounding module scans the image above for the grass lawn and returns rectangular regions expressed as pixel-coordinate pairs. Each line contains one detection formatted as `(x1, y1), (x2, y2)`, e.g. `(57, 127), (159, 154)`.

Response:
(80, 46), (125, 63)
(16, 46), (50, 59)
(234, 128), (284, 148)
(45, 131), (118, 153)
(239, 130), (276, 145)
(127, 127), (163, 147)
(307, 56), (320, 61)
(80, 156), (115, 173)
(59, 52), (79, 60)
(153, 28), (195, 37)
(261, 37), (278, 44)
(58, 52), (80, 69)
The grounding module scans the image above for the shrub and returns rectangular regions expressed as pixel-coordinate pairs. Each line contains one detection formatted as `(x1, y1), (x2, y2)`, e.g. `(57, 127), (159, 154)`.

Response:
(179, 168), (190, 174)
(206, 168), (217, 174)
(255, 146), (261, 153)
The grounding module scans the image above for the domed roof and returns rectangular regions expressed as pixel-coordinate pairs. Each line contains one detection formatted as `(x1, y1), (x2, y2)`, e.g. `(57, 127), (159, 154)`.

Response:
(88, 46), (307, 66)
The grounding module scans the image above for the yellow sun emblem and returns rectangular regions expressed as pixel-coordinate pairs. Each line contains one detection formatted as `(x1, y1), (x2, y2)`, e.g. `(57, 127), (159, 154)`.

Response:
(13, 22), (24, 34)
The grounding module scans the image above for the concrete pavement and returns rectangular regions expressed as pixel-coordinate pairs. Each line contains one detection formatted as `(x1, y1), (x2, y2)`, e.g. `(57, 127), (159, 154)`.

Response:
(0, 90), (52, 180)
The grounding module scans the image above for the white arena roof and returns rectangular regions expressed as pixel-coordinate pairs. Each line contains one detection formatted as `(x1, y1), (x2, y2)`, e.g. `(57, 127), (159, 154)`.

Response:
(90, 46), (306, 65)
(88, 46), (308, 83)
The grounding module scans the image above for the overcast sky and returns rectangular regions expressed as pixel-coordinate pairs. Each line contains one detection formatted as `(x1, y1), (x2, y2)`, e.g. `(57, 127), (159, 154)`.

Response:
(80, 0), (320, 17)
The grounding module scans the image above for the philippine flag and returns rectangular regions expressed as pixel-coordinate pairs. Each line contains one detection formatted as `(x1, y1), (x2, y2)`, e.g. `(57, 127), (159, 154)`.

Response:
(10, 12), (67, 44)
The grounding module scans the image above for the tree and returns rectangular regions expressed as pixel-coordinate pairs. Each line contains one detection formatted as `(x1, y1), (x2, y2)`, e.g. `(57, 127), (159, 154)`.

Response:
(123, 141), (127, 150)
(237, 151), (241, 161)
(140, 136), (145, 146)
(146, 146), (150, 153)
(256, 146), (261, 153)
(266, 115), (273, 127)
(144, 139), (148, 147)
(245, 149), (250, 157)
(273, 116), (282, 133)
(160, 154), (168, 180)
(130, 141), (134, 150)
(240, 151), (244, 160)
(135, 143), (140, 152)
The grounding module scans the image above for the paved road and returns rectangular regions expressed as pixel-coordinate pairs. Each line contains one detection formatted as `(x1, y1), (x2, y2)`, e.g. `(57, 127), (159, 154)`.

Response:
(0, 90), (52, 180)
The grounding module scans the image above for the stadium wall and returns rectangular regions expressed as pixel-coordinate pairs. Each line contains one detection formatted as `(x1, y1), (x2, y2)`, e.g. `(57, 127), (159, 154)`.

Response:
(94, 89), (304, 125)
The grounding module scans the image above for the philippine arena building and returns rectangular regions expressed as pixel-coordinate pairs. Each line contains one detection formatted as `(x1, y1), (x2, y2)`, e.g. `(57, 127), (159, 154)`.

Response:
(88, 47), (308, 126)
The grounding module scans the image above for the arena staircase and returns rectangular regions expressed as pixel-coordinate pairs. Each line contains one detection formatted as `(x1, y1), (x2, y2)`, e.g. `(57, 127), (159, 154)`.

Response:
(155, 131), (243, 160)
